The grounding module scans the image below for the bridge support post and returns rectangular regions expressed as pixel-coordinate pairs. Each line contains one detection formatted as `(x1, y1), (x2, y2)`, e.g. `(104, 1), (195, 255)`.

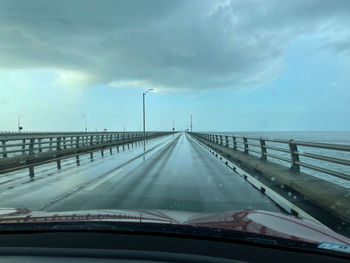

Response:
(110, 147), (112, 155)
(27, 139), (35, 177)
(28, 139), (34, 155)
(56, 137), (61, 170)
(232, 136), (237, 150)
(260, 137), (267, 160)
(90, 152), (93, 160)
(101, 149), (104, 157)
(76, 155), (80, 166)
(1, 140), (7, 158)
(288, 140), (300, 171)
(29, 166), (34, 178)
(22, 139), (26, 154)
(38, 139), (42, 152)
(243, 137), (248, 153)
(57, 160), (61, 169)
(76, 136), (80, 148)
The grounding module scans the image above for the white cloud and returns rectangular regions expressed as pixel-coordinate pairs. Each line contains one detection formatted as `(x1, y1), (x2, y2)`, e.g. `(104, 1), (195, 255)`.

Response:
(53, 70), (94, 89)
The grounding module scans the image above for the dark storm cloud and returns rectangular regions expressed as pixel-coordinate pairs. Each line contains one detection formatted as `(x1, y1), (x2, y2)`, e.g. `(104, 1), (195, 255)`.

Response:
(0, 0), (349, 91)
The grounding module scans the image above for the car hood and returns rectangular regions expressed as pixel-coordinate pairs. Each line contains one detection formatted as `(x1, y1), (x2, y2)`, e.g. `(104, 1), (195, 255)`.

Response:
(0, 208), (349, 245)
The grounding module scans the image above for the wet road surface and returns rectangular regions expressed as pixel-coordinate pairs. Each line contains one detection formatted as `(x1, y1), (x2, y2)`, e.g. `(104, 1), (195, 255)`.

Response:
(0, 133), (282, 214)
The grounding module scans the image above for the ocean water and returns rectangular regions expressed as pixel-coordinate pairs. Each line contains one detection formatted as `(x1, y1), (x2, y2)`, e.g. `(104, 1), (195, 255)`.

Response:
(210, 131), (350, 188)
(226, 131), (350, 145)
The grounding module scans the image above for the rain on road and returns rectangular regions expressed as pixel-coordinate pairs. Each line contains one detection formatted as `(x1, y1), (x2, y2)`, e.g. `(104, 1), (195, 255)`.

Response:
(0, 133), (282, 214)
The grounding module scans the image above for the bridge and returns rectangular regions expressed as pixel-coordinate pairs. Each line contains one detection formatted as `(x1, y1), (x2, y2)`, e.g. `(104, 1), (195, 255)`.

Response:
(0, 131), (349, 237)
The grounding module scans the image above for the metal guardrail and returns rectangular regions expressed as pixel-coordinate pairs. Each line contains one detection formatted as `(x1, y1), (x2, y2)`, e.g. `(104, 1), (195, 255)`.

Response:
(190, 132), (350, 181)
(0, 131), (174, 177)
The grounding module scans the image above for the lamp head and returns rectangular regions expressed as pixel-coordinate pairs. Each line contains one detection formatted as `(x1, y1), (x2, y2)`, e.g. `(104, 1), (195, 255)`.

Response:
(144, 88), (154, 95)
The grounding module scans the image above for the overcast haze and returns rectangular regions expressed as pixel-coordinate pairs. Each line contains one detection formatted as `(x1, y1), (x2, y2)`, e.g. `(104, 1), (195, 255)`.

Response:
(1, 0), (349, 132)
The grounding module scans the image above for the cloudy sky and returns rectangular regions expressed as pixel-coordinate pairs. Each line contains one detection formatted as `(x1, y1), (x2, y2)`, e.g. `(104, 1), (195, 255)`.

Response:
(1, 0), (349, 132)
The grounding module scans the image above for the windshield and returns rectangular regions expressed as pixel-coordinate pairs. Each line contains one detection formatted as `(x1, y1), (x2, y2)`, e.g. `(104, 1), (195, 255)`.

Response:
(0, 0), (350, 255)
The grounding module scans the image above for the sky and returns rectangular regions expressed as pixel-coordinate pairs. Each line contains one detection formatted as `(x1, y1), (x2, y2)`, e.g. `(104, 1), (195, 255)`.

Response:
(0, 0), (349, 132)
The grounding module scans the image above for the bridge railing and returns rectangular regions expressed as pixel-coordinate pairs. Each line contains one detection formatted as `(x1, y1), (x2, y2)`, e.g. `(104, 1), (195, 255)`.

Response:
(0, 131), (174, 177)
(190, 132), (350, 181)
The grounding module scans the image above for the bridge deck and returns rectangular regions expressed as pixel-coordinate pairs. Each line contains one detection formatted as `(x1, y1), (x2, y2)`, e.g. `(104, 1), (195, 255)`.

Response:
(0, 133), (282, 214)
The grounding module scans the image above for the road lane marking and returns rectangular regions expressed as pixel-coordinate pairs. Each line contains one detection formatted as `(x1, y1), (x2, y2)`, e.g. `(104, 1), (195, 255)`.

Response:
(84, 169), (124, 191)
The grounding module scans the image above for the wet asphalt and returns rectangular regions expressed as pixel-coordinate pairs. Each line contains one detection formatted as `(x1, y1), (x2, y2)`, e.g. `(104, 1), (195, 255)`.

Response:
(0, 133), (281, 214)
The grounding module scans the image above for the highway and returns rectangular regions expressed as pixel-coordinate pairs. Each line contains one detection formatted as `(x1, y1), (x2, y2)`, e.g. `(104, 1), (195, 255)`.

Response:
(0, 133), (282, 214)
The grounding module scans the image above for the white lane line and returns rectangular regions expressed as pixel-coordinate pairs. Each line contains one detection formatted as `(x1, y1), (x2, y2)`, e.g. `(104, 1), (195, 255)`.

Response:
(84, 168), (124, 191)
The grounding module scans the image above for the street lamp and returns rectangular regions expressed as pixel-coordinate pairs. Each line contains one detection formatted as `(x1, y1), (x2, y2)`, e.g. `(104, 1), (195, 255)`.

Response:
(143, 88), (154, 139)
(187, 113), (192, 132)
(18, 114), (27, 132)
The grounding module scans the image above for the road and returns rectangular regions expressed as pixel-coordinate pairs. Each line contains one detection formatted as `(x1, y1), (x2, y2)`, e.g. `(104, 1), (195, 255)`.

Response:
(0, 133), (282, 214)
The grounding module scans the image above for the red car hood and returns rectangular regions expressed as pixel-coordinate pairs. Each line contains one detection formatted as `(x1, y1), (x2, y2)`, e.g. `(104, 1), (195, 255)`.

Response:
(0, 208), (349, 245)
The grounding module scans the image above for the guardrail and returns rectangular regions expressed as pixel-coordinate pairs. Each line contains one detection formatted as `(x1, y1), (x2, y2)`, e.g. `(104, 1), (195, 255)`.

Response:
(190, 132), (350, 181)
(189, 132), (350, 235)
(0, 131), (174, 177)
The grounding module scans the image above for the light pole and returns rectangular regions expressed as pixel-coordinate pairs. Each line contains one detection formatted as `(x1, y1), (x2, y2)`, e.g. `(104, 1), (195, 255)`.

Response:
(18, 114), (27, 132)
(187, 113), (192, 132)
(143, 88), (154, 139)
